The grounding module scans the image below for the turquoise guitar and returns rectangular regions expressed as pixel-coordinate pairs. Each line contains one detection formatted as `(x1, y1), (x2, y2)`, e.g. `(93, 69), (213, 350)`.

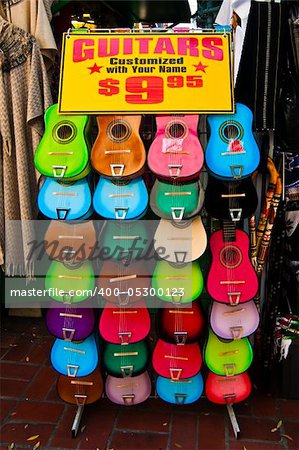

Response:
(205, 103), (260, 180)
(93, 176), (148, 220)
(50, 333), (98, 377)
(156, 373), (204, 405)
(38, 177), (93, 220)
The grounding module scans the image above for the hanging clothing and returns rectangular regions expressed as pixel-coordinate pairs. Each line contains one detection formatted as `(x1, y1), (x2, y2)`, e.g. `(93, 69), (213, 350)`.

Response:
(215, 0), (251, 84)
(0, 17), (52, 276)
(4, 0), (57, 69)
(234, 0), (286, 131)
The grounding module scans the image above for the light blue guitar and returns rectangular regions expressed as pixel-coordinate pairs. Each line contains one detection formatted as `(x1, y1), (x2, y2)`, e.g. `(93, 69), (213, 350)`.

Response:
(205, 103), (260, 180)
(50, 333), (98, 377)
(38, 177), (93, 220)
(156, 372), (204, 404)
(93, 176), (148, 219)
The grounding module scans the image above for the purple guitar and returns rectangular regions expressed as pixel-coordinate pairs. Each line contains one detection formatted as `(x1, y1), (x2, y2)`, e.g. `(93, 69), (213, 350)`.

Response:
(46, 302), (95, 341)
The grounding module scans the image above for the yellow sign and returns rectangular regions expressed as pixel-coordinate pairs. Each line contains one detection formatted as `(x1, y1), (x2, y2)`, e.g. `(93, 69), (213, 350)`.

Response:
(58, 32), (234, 114)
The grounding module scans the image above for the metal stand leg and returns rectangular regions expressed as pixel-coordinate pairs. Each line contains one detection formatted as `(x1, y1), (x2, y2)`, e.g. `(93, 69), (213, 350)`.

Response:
(226, 404), (240, 439)
(71, 405), (85, 438)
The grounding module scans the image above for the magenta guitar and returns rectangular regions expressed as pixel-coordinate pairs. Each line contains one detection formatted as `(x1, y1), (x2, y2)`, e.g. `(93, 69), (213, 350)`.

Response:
(207, 221), (258, 305)
(148, 115), (204, 181)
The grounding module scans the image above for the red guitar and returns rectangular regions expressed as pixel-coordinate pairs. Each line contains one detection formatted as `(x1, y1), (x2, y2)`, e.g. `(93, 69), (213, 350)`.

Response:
(158, 302), (205, 344)
(152, 339), (202, 380)
(207, 221), (258, 305)
(148, 115), (204, 181)
(205, 371), (252, 405)
(99, 300), (150, 345)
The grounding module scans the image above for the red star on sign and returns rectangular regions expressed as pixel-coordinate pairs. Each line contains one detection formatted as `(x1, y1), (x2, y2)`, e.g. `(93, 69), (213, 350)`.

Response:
(87, 63), (103, 74)
(193, 61), (208, 72)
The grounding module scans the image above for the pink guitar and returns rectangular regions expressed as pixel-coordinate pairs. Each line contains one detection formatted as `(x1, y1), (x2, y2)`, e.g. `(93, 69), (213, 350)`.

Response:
(148, 115), (204, 181)
(207, 221), (258, 305)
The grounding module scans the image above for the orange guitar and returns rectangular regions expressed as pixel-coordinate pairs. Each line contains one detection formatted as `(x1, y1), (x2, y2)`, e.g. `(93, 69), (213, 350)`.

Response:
(91, 115), (146, 179)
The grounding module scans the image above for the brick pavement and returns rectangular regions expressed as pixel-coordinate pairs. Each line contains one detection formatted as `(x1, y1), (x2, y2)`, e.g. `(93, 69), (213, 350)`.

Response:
(0, 316), (298, 450)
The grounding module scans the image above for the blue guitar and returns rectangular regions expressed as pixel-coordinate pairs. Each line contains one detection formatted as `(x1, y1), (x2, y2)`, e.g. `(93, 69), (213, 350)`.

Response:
(156, 372), (204, 405)
(50, 333), (98, 377)
(93, 176), (148, 220)
(38, 177), (93, 220)
(205, 103), (260, 180)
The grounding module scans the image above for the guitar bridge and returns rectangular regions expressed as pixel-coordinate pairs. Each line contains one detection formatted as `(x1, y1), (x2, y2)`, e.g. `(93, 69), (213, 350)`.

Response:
(52, 165), (67, 178)
(110, 164), (125, 177)
(227, 292), (241, 305)
(230, 165), (243, 179)
(168, 164), (182, 178)
(229, 208), (242, 221)
(171, 207), (185, 221)
(114, 207), (129, 220)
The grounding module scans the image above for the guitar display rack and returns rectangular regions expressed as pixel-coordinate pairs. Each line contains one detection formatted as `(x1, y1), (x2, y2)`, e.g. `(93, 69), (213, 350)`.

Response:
(70, 396), (241, 439)
(227, 404), (241, 439)
(71, 405), (85, 438)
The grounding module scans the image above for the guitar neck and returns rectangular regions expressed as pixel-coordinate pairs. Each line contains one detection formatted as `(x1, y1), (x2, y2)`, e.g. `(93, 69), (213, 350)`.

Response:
(222, 220), (237, 242)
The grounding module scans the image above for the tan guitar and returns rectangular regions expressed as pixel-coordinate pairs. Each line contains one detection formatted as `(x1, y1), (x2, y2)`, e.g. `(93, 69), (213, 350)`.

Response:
(154, 216), (207, 264)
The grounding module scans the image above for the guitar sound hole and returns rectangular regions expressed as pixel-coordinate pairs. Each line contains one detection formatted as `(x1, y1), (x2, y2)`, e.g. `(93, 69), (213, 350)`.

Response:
(219, 246), (242, 269)
(109, 121), (131, 142)
(57, 125), (73, 140)
(219, 121), (244, 144)
(53, 121), (77, 144)
(168, 123), (186, 139)
(223, 124), (239, 140)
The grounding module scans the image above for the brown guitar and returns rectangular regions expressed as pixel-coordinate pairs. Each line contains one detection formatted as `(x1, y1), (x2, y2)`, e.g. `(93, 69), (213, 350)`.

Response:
(57, 368), (103, 405)
(91, 115), (146, 178)
(44, 220), (97, 264)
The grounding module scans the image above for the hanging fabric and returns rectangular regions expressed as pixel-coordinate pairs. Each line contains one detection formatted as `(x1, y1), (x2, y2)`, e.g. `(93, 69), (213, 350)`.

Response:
(0, 16), (52, 276)
(234, 0), (286, 131)
(3, 0), (57, 69)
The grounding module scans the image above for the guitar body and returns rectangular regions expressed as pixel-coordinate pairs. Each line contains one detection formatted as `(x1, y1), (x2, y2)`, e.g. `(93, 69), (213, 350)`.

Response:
(156, 373), (204, 405)
(93, 176), (148, 220)
(44, 220), (97, 264)
(150, 179), (204, 220)
(51, 334), (98, 377)
(205, 103), (260, 180)
(103, 341), (149, 377)
(205, 176), (258, 221)
(38, 177), (93, 220)
(207, 229), (258, 305)
(99, 300), (150, 344)
(46, 302), (95, 341)
(148, 115), (204, 181)
(98, 260), (150, 305)
(34, 104), (91, 180)
(152, 260), (204, 304)
(57, 368), (103, 405)
(204, 329), (253, 376)
(152, 339), (202, 380)
(105, 371), (151, 405)
(100, 220), (151, 262)
(45, 260), (95, 303)
(154, 216), (207, 263)
(210, 300), (259, 340)
(158, 302), (205, 344)
(205, 371), (252, 405)
(91, 115), (146, 178)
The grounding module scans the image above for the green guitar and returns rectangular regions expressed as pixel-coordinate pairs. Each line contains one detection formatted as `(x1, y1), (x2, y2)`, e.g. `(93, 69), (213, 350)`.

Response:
(204, 329), (253, 376)
(100, 220), (151, 263)
(150, 179), (204, 220)
(34, 104), (91, 180)
(152, 260), (204, 304)
(103, 341), (149, 377)
(45, 260), (95, 303)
